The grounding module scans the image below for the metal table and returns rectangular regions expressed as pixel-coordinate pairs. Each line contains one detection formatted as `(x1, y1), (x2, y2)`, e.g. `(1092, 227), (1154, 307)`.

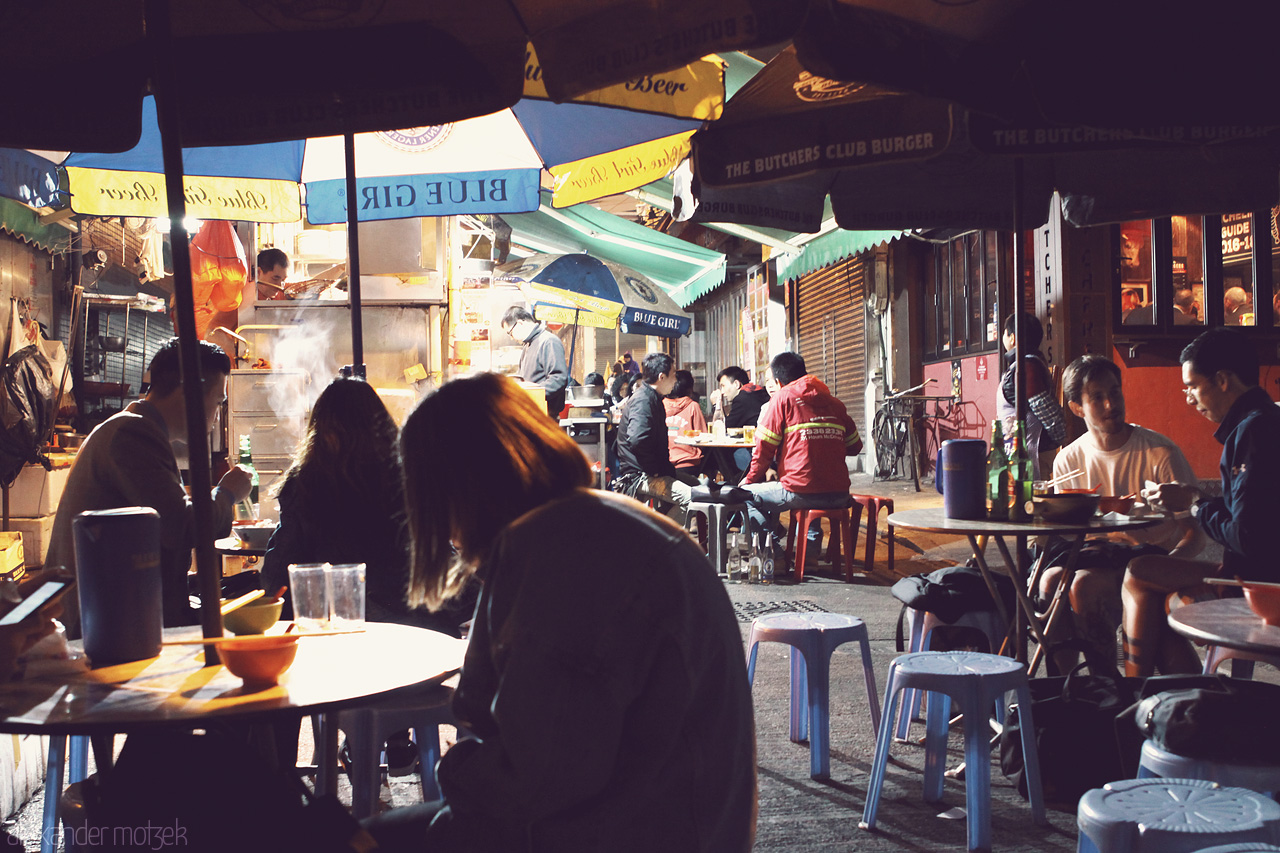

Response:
(889, 507), (1159, 672)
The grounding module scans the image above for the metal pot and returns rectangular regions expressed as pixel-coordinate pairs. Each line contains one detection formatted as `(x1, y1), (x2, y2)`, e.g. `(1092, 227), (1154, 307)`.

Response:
(568, 385), (604, 403)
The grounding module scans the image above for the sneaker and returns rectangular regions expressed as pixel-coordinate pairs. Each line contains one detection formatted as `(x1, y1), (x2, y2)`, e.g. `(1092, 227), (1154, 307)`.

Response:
(383, 731), (419, 777)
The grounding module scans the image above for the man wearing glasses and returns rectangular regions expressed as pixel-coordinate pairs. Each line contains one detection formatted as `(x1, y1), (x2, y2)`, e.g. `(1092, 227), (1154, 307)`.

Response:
(501, 305), (569, 418)
(1122, 328), (1280, 676)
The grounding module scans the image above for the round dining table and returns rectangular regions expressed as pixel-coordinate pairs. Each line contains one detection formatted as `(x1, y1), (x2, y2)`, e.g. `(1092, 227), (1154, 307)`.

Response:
(1168, 596), (1280, 669)
(0, 622), (466, 735)
(889, 507), (1159, 671)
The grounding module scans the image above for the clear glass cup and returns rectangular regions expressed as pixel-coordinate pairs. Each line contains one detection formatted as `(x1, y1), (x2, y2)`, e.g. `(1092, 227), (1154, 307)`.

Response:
(287, 563), (330, 631)
(326, 563), (366, 628)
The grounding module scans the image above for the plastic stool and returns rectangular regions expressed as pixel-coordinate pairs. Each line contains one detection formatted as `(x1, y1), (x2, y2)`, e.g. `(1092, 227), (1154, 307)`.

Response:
(1138, 739), (1280, 797)
(746, 612), (881, 779)
(42, 734), (90, 853)
(851, 494), (895, 574)
(894, 608), (1008, 741)
(862, 651), (1045, 852)
(687, 492), (753, 577)
(1195, 845), (1280, 852)
(1077, 778), (1280, 853)
(785, 504), (855, 582)
(317, 690), (462, 819)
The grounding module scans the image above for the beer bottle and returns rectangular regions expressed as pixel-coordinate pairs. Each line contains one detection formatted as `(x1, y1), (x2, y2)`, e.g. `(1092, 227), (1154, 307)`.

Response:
(237, 434), (260, 518)
(986, 420), (1009, 520)
(1008, 420), (1033, 521)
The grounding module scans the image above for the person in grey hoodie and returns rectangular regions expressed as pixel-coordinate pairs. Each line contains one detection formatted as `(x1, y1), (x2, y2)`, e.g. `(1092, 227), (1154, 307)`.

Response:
(502, 305), (568, 417)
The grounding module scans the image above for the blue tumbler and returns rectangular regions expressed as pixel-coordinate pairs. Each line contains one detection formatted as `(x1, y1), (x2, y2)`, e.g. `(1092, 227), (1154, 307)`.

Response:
(73, 507), (163, 667)
(935, 439), (988, 520)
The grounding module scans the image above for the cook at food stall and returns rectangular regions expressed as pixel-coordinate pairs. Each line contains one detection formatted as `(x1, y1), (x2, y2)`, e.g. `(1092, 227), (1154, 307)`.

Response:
(501, 305), (568, 418)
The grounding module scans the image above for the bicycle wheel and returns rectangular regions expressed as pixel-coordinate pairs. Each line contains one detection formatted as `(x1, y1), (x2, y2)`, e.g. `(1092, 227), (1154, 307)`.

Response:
(872, 408), (900, 480)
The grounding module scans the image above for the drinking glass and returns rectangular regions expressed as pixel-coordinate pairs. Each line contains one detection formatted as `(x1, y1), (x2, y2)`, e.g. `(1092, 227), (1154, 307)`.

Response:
(326, 563), (366, 628)
(288, 563), (330, 631)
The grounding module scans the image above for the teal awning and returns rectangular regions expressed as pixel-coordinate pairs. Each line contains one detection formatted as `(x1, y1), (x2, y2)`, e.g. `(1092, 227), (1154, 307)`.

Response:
(774, 229), (903, 283)
(503, 193), (725, 309)
(0, 198), (70, 254)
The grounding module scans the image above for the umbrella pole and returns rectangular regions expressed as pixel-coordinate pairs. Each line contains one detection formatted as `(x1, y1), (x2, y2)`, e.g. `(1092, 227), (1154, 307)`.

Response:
(343, 132), (365, 378)
(1012, 157), (1027, 426)
(146, 0), (223, 658)
(567, 308), (580, 370)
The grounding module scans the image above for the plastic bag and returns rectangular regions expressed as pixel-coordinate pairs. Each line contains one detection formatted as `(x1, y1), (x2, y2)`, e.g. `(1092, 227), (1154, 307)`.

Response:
(189, 220), (247, 321)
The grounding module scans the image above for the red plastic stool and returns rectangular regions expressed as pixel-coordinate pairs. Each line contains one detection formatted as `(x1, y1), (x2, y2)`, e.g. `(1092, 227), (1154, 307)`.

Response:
(786, 505), (855, 582)
(851, 494), (895, 575)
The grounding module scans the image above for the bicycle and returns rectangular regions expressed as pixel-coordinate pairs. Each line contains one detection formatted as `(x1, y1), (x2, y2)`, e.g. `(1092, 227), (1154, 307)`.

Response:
(871, 379), (955, 491)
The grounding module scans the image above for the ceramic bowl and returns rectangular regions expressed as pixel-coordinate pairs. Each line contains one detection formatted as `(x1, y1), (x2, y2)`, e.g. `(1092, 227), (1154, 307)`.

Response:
(221, 597), (283, 635)
(232, 521), (277, 550)
(1033, 493), (1100, 524)
(1242, 582), (1280, 625)
(218, 635), (299, 685)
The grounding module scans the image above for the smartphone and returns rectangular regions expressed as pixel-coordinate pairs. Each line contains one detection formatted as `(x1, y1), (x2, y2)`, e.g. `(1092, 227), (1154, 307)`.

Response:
(0, 580), (69, 626)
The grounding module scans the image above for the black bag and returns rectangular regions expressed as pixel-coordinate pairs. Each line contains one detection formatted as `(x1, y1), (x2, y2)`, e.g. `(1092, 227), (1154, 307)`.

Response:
(999, 656), (1143, 804)
(1129, 676), (1280, 766)
(891, 564), (1016, 625)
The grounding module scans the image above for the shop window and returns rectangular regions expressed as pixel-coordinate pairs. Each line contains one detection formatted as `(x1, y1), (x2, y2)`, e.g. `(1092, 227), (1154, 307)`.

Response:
(1117, 207), (1276, 333)
(921, 231), (1004, 363)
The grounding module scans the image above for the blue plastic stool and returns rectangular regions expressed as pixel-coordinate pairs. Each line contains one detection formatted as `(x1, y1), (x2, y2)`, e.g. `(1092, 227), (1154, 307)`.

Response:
(1195, 844), (1280, 852)
(895, 607), (1008, 741)
(1138, 739), (1280, 798)
(862, 650), (1045, 852)
(42, 734), (90, 853)
(1077, 779), (1280, 853)
(746, 612), (881, 780)
(318, 689), (463, 818)
(687, 499), (752, 577)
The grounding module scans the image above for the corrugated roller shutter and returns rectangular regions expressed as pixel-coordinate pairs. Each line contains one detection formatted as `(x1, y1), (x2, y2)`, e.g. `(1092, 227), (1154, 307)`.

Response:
(795, 257), (867, 434)
(703, 281), (748, 381)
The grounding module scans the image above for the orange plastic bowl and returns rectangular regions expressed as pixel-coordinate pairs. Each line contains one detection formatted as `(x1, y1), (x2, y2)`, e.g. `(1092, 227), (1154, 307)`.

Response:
(1242, 583), (1280, 626)
(1099, 496), (1136, 514)
(218, 635), (299, 685)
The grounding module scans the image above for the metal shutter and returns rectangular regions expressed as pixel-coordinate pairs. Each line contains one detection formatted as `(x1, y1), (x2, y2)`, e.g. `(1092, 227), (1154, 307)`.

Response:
(702, 280), (748, 381)
(795, 257), (867, 433)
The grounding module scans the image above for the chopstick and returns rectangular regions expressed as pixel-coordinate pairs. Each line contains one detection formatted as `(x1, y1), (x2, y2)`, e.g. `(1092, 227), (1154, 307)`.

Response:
(1043, 468), (1085, 490)
(220, 589), (265, 615)
(161, 628), (367, 646)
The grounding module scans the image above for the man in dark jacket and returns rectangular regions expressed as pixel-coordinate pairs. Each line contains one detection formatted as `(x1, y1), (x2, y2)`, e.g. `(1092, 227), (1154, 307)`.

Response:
(616, 352), (690, 520)
(502, 305), (568, 417)
(1122, 328), (1280, 676)
(710, 365), (772, 481)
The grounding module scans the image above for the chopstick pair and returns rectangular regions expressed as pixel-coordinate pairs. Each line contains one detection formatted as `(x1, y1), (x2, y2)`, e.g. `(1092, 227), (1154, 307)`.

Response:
(161, 628), (367, 646)
(1043, 468), (1086, 490)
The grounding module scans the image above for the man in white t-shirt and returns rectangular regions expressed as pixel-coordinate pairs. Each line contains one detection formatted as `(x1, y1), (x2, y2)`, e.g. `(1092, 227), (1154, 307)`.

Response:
(1039, 354), (1203, 670)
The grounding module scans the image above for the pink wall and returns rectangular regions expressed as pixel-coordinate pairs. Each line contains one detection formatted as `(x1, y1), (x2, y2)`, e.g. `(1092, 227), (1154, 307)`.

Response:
(1114, 347), (1280, 479)
(921, 353), (1002, 462)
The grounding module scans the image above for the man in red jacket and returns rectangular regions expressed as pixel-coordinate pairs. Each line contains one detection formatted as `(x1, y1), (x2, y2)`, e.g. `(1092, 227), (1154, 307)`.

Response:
(742, 352), (862, 549)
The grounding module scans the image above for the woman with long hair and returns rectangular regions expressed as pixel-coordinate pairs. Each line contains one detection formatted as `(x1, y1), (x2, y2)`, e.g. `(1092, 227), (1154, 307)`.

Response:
(260, 377), (417, 626)
(370, 373), (755, 852)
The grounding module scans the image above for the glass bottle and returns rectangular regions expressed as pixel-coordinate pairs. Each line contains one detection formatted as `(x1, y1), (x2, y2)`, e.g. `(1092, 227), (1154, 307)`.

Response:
(986, 419), (1009, 520)
(711, 398), (727, 439)
(761, 533), (775, 584)
(747, 533), (762, 584)
(237, 434), (260, 519)
(1008, 421), (1033, 521)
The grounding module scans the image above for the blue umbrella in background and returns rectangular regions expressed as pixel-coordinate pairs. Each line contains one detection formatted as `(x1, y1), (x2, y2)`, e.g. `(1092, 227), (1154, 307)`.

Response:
(498, 253), (693, 368)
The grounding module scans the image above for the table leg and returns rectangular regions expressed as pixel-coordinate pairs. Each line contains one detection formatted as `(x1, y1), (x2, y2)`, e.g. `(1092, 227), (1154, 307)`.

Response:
(1027, 534), (1087, 676)
(991, 535), (1052, 659)
(967, 535), (1016, 656)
